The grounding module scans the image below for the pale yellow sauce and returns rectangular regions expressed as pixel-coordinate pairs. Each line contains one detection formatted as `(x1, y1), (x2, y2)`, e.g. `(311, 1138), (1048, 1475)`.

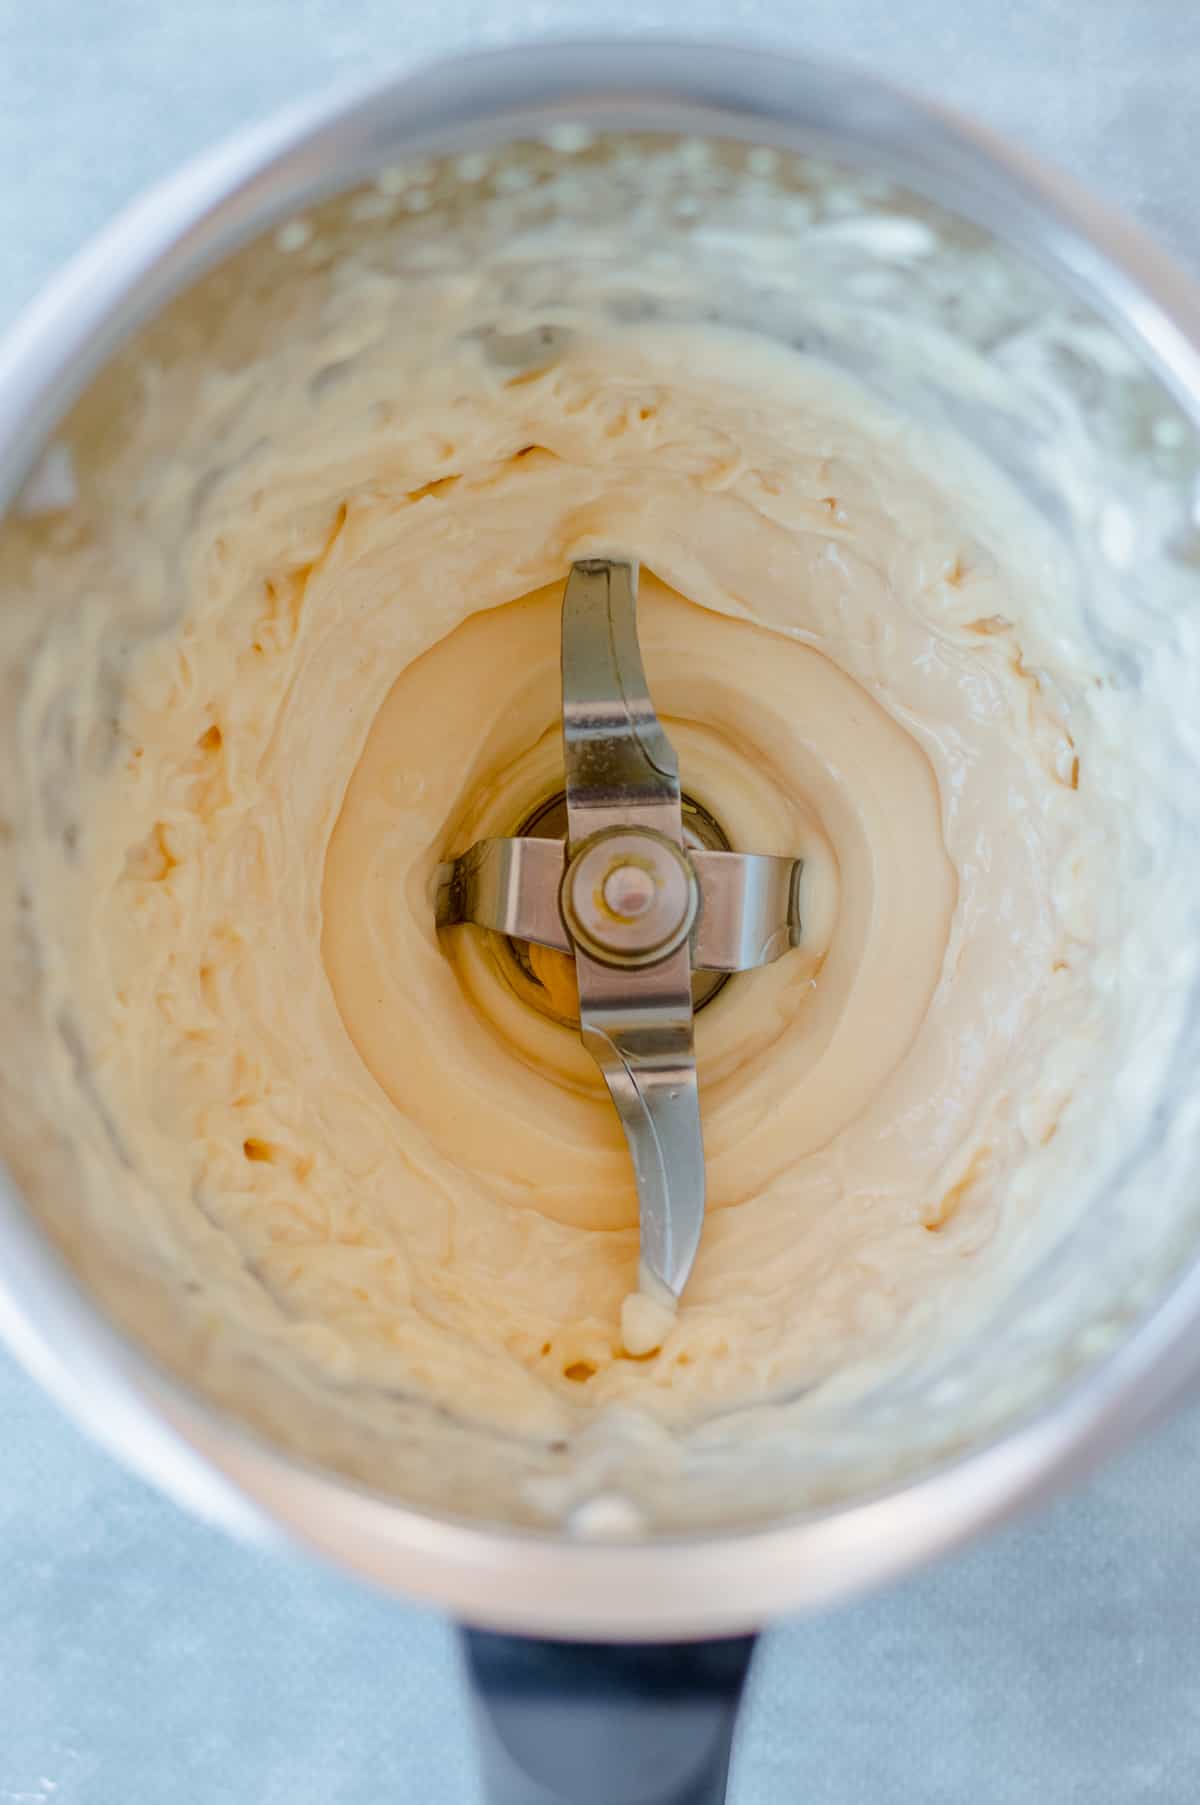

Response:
(22, 324), (1102, 1440)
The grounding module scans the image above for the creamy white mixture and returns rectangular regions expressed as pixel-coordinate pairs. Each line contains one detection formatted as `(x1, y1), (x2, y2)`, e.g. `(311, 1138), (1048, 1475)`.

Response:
(4, 298), (1126, 1447)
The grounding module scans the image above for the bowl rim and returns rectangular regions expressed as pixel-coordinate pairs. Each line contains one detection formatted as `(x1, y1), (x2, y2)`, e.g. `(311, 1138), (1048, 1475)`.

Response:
(3, 37), (1200, 1637)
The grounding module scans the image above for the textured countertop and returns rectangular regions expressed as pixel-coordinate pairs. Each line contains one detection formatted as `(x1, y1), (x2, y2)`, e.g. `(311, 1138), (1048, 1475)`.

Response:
(2, 3), (1200, 1800)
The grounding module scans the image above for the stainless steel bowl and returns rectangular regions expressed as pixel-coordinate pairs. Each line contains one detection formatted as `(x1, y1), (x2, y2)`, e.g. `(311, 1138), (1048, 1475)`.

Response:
(2, 41), (1200, 1642)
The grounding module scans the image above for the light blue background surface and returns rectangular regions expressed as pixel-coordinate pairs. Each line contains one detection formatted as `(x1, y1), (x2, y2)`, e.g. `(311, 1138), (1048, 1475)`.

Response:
(2, 3), (1200, 1799)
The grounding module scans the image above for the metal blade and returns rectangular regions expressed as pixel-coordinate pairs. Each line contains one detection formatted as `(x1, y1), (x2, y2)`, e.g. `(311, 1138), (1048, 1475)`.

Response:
(437, 840), (802, 972)
(578, 965), (705, 1300)
(435, 836), (569, 950)
(561, 557), (682, 843)
(690, 850), (804, 969)
(562, 558), (705, 1300)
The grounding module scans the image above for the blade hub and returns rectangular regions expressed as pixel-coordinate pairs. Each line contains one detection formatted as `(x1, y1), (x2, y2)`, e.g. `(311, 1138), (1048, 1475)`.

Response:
(561, 828), (699, 968)
(433, 557), (808, 1304)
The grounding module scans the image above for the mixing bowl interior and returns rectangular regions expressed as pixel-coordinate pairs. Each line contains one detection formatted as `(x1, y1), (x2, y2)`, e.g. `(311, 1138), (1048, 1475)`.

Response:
(2, 109), (1200, 1580)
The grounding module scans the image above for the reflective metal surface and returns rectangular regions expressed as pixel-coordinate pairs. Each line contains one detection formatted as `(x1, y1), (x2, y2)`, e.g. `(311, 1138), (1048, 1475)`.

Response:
(560, 827), (698, 968)
(692, 851), (803, 972)
(561, 560), (683, 847)
(560, 560), (704, 1301)
(436, 836), (568, 952)
(437, 839), (803, 973)
(438, 559), (807, 1299)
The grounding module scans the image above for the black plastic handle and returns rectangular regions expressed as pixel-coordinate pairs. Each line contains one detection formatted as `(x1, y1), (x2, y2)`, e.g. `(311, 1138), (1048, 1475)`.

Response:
(460, 1629), (757, 1805)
